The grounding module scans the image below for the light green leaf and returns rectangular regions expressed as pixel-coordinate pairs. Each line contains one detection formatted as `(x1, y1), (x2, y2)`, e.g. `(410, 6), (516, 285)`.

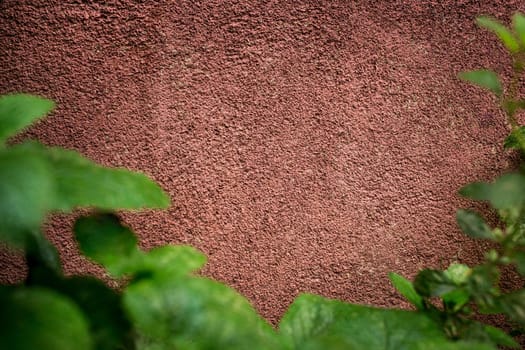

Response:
(74, 213), (142, 277)
(45, 147), (169, 211)
(445, 263), (472, 285)
(456, 209), (494, 240)
(477, 16), (520, 53)
(0, 94), (54, 144)
(389, 272), (424, 310)
(141, 245), (207, 278)
(504, 126), (525, 150)
(512, 13), (525, 47)
(458, 70), (503, 96)
(0, 286), (92, 350)
(459, 173), (525, 210)
(0, 143), (54, 247)
(279, 294), (495, 350)
(124, 276), (280, 350)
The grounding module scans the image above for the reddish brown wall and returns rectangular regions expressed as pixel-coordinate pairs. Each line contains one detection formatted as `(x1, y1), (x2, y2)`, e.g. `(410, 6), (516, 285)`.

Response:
(1, 1), (524, 323)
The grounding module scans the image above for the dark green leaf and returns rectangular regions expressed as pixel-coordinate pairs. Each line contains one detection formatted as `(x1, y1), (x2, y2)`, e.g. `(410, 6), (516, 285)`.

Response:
(0, 286), (92, 350)
(456, 209), (494, 240)
(75, 213), (142, 277)
(124, 276), (280, 350)
(442, 289), (470, 312)
(504, 126), (525, 150)
(279, 294), (495, 350)
(389, 272), (424, 310)
(466, 265), (500, 313)
(477, 16), (520, 53)
(512, 13), (525, 47)
(45, 147), (169, 211)
(458, 182), (491, 201)
(512, 251), (525, 276)
(414, 269), (457, 297)
(0, 143), (54, 247)
(458, 70), (503, 96)
(499, 290), (525, 326)
(53, 277), (133, 350)
(482, 325), (520, 349)
(0, 94), (54, 144)
(25, 230), (62, 280)
(75, 214), (206, 280)
(26, 261), (133, 350)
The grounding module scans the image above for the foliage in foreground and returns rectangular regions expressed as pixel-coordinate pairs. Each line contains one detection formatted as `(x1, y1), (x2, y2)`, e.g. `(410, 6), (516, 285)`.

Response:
(1, 12), (525, 350)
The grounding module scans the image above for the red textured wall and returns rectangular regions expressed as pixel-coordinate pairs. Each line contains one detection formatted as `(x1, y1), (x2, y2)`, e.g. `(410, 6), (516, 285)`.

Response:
(1, 1), (524, 323)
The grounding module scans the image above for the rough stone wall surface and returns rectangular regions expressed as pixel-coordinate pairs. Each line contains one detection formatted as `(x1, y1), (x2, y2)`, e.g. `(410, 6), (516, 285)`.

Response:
(1, 0), (524, 323)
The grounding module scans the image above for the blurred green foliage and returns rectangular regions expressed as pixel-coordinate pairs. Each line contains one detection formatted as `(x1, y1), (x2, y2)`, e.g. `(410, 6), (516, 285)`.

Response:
(2, 12), (525, 350)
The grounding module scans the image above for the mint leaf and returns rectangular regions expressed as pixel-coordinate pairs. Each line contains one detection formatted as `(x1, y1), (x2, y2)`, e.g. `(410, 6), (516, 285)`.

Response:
(512, 13), (525, 47)
(0, 286), (92, 350)
(477, 16), (520, 53)
(458, 70), (503, 96)
(456, 209), (494, 240)
(45, 147), (169, 211)
(124, 276), (280, 350)
(389, 272), (424, 310)
(0, 94), (54, 144)
(279, 294), (495, 350)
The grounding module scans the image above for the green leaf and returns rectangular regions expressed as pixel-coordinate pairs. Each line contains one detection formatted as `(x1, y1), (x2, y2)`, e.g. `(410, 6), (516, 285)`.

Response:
(512, 251), (525, 276)
(74, 213), (142, 277)
(504, 126), (525, 150)
(414, 269), (457, 297)
(466, 265), (500, 313)
(444, 263), (472, 285)
(141, 245), (207, 278)
(459, 173), (525, 210)
(25, 230), (63, 280)
(124, 276), (280, 350)
(389, 272), (424, 310)
(482, 325), (520, 349)
(0, 143), (54, 247)
(52, 277), (134, 350)
(458, 182), (491, 201)
(456, 209), (494, 240)
(499, 290), (525, 326)
(279, 294), (495, 350)
(458, 70), (503, 96)
(0, 94), (54, 144)
(45, 147), (169, 211)
(442, 289), (470, 312)
(477, 16), (520, 53)
(0, 286), (92, 350)
(75, 214), (206, 280)
(512, 13), (525, 47)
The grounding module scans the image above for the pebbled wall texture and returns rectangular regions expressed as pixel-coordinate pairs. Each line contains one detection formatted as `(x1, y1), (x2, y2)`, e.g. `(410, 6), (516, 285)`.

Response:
(1, 0), (525, 324)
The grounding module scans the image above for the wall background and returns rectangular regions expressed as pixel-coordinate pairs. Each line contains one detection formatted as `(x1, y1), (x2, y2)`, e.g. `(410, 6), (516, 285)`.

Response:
(1, 0), (524, 323)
